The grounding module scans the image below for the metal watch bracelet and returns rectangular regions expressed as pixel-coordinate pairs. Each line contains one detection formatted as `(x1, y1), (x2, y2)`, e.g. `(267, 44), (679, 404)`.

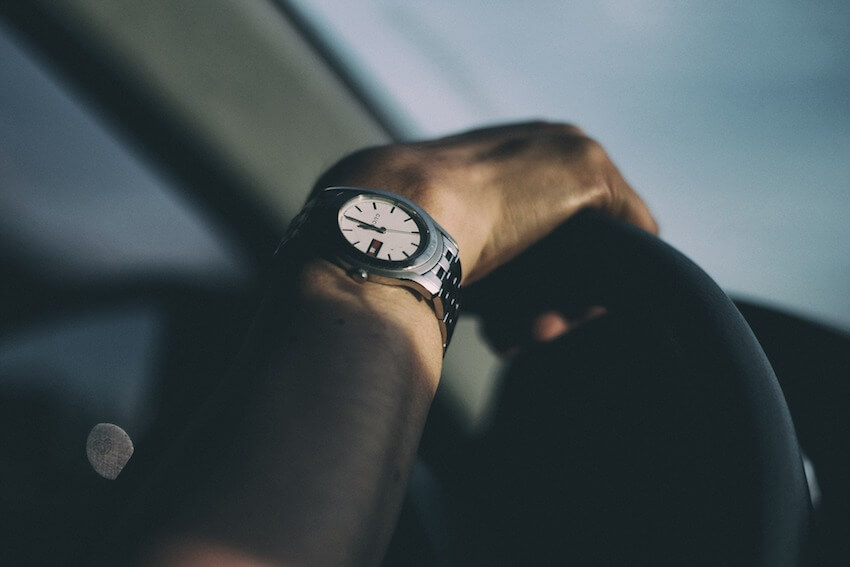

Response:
(275, 188), (462, 353)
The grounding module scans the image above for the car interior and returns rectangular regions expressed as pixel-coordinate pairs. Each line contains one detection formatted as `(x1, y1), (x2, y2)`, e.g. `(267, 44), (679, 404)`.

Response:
(1, 1), (848, 565)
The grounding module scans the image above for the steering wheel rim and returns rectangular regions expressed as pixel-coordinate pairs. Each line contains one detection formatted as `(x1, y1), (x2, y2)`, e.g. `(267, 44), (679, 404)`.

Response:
(461, 210), (811, 566)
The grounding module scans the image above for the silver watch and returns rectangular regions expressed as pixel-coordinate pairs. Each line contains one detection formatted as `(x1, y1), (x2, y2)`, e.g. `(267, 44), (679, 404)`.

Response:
(278, 186), (462, 351)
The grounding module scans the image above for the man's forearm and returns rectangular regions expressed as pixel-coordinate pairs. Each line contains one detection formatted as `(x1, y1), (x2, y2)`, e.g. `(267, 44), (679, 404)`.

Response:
(142, 259), (444, 566)
(116, 120), (657, 566)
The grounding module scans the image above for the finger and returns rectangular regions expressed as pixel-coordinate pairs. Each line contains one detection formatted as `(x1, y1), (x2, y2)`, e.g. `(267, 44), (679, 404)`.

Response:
(531, 311), (573, 342)
(531, 306), (608, 343)
(480, 306), (608, 357)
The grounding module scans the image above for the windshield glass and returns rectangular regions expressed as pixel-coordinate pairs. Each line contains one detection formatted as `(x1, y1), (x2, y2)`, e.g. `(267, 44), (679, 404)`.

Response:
(287, 0), (850, 331)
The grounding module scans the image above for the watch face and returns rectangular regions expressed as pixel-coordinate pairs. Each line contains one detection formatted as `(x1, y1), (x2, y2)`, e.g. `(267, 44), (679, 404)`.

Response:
(337, 195), (425, 263)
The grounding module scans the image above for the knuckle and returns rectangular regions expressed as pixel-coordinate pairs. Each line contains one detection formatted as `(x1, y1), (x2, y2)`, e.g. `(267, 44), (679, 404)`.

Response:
(547, 131), (606, 164)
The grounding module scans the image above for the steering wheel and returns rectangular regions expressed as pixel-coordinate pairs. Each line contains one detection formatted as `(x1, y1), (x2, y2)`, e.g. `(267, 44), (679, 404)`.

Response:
(432, 211), (812, 566)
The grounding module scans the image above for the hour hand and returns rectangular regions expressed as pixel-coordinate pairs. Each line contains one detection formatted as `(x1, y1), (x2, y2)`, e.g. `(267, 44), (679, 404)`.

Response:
(382, 227), (419, 235)
(344, 215), (386, 233)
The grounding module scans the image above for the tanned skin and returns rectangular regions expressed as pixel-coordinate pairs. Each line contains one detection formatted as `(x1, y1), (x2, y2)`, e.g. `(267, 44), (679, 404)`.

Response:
(122, 122), (656, 566)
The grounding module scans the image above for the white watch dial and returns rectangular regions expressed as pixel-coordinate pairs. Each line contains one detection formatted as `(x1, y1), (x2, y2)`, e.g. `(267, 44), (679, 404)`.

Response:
(338, 196), (423, 262)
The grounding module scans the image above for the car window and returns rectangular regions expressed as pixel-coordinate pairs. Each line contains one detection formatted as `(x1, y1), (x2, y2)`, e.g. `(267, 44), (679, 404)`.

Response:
(287, 0), (850, 331)
(0, 21), (250, 438)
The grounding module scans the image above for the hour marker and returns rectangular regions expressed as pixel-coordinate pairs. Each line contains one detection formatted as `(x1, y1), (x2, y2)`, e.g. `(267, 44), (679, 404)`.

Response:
(342, 228), (353, 231)
(410, 243), (417, 247)
(372, 202), (377, 210)
(387, 254), (393, 261)
(411, 231), (419, 234)
(390, 206), (396, 214)
(404, 218), (413, 223)
(355, 206), (362, 212)
(352, 241), (360, 245)
(402, 251), (410, 258)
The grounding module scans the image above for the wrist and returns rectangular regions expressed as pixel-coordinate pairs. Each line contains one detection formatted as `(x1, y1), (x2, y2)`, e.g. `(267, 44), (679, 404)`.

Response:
(407, 186), (492, 284)
(295, 259), (445, 383)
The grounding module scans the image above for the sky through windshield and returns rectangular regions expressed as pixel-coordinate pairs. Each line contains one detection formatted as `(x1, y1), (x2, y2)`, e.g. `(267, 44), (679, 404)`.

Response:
(289, 0), (850, 330)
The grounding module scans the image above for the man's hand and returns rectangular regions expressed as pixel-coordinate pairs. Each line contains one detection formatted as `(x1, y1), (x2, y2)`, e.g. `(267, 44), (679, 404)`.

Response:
(126, 122), (657, 567)
(314, 121), (658, 284)
(314, 121), (657, 352)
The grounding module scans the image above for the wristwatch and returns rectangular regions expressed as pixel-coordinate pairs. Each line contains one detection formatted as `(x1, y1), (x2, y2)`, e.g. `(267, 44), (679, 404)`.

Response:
(277, 186), (462, 352)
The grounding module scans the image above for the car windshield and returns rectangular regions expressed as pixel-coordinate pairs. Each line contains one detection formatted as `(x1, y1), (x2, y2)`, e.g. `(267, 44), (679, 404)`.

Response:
(287, 0), (850, 331)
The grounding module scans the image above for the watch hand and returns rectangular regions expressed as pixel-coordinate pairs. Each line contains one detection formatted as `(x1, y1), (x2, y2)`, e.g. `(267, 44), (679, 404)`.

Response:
(343, 215), (386, 233)
(382, 227), (420, 235)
